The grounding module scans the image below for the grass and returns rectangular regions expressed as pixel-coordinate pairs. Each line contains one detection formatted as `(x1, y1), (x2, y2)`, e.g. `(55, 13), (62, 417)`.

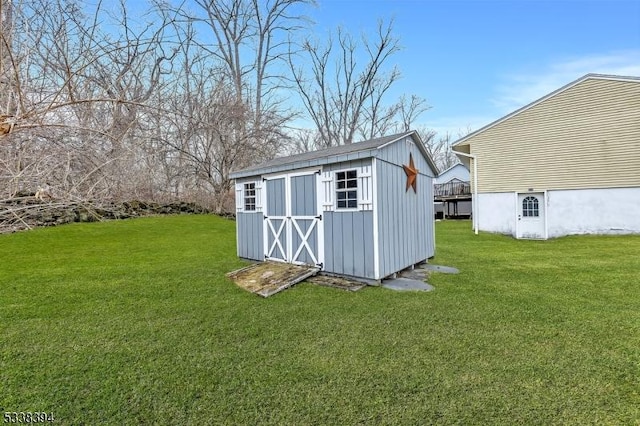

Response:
(1, 216), (639, 425)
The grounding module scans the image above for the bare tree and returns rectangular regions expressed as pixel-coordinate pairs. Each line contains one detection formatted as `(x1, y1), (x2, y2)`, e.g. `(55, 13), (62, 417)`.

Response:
(284, 128), (321, 154)
(0, 0), (177, 202)
(289, 19), (402, 147)
(415, 126), (460, 172)
(0, 0), (16, 130)
(2, 0), (447, 220)
(139, 0), (312, 211)
(181, 0), (312, 131)
(146, 12), (293, 212)
(397, 95), (431, 132)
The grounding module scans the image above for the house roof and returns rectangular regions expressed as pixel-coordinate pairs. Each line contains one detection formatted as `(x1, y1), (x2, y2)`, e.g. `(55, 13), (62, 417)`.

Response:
(437, 162), (467, 177)
(231, 130), (438, 179)
(451, 73), (640, 154)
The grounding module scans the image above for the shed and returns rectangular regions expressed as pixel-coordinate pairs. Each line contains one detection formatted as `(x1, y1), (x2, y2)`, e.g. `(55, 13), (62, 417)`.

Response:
(229, 130), (438, 282)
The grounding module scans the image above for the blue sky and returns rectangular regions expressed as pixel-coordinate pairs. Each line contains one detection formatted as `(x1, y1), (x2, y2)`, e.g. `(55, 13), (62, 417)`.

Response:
(309, 0), (640, 137)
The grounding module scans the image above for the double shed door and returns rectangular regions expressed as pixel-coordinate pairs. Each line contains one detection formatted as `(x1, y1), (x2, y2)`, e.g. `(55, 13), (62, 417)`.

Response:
(264, 171), (323, 267)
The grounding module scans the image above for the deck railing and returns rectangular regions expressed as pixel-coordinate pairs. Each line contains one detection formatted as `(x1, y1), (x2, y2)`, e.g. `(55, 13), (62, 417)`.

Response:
(434, 181), (471, 197)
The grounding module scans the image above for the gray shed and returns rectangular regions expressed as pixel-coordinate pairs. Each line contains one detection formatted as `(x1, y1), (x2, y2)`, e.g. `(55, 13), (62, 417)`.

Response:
(229, 130), (438, 281)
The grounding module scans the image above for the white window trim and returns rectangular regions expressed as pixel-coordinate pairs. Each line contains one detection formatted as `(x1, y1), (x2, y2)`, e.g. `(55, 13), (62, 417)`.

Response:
(371, 158), (380, 279)
(321, 165), (374, 212)
(235, 180), (263, 213)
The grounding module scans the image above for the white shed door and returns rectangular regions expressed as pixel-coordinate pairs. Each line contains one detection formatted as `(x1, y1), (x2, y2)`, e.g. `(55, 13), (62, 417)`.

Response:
(264, 172), (323, 267)
(516, 192), (546, 239)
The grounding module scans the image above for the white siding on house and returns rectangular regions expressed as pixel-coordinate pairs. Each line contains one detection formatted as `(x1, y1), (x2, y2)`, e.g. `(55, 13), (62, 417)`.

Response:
(478, 187), (640, 238)
(547, 187), (640, 237)
(476, 193), (517, 235)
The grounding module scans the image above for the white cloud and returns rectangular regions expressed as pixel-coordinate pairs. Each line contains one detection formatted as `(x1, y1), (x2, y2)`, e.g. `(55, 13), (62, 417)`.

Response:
(491, 50), (640, 114)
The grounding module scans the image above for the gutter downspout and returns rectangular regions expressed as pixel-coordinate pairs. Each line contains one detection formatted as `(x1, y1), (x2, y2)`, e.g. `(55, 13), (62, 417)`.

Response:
(453, 151), (479, 235)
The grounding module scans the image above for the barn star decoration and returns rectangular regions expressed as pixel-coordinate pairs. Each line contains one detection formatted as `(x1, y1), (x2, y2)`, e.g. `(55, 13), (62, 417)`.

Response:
(403, 153), (418, 193)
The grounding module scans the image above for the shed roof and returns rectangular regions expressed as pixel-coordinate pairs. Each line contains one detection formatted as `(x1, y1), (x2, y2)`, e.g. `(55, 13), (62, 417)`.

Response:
(231, 130), (438, 179)
(452, 73), (640, 154)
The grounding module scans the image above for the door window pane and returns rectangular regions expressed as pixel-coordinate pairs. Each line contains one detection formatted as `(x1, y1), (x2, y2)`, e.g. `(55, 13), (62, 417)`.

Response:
(522, 196), (539, 217)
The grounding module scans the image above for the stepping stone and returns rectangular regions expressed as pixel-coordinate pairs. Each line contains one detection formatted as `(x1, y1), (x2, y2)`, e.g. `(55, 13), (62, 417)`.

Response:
(420, 264), (459, 274)
(382, 277), (434, 292)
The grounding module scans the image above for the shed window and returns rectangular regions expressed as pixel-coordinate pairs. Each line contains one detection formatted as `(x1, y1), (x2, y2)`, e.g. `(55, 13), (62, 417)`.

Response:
(522, 196), (539, 217)
(244, 183), (256, 211)
(336, 170), (358, 209)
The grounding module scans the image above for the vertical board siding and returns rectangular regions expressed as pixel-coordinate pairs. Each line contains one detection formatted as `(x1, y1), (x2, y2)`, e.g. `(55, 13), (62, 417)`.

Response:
(323, 213), (335, 272)
(321, 158), (376, 278)
(323, 211), (375, 279)
(266, 178), (286, 216)
(290, 174), (319, 265)
(265, 178), (287, 261)
(376, 152), (434, 278)
(351, 213), (365, 277)
(291, 174), (317, 216)
(236, 213), (264, 261)
(377, 136), (437, 177)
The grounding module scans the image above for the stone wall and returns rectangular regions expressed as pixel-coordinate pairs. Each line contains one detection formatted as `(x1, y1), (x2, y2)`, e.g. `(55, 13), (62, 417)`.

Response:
(0, 196), (212, 233)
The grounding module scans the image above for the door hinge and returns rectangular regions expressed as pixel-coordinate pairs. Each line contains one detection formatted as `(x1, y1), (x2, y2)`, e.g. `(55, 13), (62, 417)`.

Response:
(315, 214), (322, 220)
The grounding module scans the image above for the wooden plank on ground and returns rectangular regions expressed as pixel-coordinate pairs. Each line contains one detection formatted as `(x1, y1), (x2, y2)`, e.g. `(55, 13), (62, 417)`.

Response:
(226, 262), (319, 297)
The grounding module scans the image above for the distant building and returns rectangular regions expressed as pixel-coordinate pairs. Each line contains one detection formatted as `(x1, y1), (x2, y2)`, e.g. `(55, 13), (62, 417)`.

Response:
(434, 163), (471, 219)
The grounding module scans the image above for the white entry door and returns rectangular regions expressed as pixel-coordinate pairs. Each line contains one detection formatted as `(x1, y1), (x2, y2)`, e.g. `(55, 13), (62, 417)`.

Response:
(264, 172), (323, 267)
(516, 192), (546, 239)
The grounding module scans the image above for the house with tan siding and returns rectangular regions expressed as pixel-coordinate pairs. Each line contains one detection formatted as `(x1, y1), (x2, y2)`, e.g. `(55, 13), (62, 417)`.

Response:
(452, 74), (640, 239)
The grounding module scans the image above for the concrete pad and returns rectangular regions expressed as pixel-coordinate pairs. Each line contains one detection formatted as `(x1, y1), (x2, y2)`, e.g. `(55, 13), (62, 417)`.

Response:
(420, 264), (460, 274)
(382, 277), (434, 292)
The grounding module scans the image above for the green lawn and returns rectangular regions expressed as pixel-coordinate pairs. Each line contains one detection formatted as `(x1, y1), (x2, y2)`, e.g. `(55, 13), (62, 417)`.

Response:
(1, 216), (639, 425)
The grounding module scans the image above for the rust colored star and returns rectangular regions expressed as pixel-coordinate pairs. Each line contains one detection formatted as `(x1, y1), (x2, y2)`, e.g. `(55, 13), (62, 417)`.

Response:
(403, 153), (418, 193)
